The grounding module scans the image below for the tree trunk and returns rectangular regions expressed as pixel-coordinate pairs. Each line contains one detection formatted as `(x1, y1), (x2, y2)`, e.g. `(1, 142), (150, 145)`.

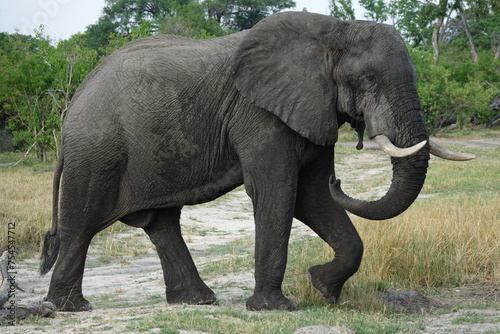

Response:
(41, 146), (48, 163)
(460, 11), (479, 63)
(495, 44), (500, 60)
(432, 16), (444, 63)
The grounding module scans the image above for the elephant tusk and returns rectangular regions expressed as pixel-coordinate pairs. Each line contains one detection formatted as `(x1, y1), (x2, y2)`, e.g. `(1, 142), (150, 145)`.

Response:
(374, 135), (427, 158)
(429, 140), (476, 161)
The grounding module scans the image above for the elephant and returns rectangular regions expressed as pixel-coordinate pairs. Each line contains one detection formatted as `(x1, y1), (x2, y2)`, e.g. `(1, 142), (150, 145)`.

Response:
(39, 12), (474, 312)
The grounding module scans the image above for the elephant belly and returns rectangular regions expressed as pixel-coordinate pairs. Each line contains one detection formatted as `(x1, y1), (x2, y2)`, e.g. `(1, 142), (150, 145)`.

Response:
(124, 156), (244, 209)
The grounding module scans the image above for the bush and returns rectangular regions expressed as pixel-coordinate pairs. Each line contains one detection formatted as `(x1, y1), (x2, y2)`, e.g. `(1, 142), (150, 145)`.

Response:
(410, 46), (500, 132)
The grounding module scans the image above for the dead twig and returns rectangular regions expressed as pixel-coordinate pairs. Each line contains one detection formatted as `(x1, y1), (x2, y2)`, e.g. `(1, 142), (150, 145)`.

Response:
(11, 126), (45, 167)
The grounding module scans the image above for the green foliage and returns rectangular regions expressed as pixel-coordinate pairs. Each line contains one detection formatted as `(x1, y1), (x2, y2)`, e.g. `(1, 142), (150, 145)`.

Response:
(0, 28), (99, 161)
(103, 0), (192, 35)
(84, 16), (120, 50)
(85, 0), (296, 48)
(204, 0), (296, 31)
(159, 2), (226, 38)
(359, 0), (388, 22)
(388, 0), (435, 47)
(410, 46), (499, 131)
(330, 0), (356, 20)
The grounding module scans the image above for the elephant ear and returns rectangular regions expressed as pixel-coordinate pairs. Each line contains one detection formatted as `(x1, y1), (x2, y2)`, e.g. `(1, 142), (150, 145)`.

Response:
(232, 12), (342, 146)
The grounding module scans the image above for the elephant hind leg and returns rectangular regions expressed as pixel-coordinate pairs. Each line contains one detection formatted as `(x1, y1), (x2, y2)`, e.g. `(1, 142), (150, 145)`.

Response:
(45, 231), (93, 312)
(143, 207), (216, 305)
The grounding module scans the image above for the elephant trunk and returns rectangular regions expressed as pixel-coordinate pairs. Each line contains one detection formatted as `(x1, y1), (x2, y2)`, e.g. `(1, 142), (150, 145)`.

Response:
(330, 142), (430, 220)
(331, 97), (432, 221)
(329, 125), (475, 220)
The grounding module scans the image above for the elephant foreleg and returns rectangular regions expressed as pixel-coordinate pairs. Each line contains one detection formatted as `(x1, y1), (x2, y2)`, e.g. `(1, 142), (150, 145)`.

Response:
(143, 207), (216, 305)
(295, 158), (364, 304)
(243, 170), (298, 311)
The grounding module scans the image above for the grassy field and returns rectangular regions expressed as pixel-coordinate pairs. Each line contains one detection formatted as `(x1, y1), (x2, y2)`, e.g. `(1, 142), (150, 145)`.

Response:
(1, 128), (499, 333)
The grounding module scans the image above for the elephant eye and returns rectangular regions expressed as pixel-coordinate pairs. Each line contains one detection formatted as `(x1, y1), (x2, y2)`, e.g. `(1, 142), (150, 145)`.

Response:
(366, 75), (377, 85)
(360, 74), (378, 91)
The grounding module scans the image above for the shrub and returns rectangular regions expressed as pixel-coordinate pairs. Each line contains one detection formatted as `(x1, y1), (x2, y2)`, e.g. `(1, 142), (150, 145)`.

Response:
(410, 46), (500, 132)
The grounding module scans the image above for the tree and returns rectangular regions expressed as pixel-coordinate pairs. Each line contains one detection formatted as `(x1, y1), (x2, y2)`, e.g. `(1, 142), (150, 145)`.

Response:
(386, 1), (433, 47)
(103, 0), (191, 35)
(159, 2), (225, 38)
(369, 0), (497, 62)
(458, 8), (479, 62)
(359, 0), (388, 22)
(329, 0), (355, 20)
(1, 31), (58, 161)
(204, 0), (296, 31)
(85, 0), (232, 49)
(0, 30), (98, 161)
(84, 16), (119, 51)
(84, 0), (297, 50)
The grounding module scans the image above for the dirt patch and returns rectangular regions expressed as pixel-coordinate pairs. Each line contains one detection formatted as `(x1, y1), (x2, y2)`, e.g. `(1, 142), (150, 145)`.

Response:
(420, 309), (500, 334)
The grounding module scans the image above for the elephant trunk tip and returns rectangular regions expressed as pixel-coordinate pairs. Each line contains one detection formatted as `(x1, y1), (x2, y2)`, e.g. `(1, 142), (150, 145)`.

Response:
(329, 176), (344, 199)
(329, 177), (365, 216)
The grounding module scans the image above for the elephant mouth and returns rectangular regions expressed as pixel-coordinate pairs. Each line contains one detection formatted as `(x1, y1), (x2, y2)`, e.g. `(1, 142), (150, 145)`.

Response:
(330, 135), (475, 220)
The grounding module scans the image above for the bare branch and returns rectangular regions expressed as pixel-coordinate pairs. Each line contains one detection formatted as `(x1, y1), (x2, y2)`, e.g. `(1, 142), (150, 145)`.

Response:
(12, 126), (45, 167)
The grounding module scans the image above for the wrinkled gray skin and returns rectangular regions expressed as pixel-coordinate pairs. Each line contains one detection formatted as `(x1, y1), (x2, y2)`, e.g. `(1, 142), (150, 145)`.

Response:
(41, 12), (430, 312)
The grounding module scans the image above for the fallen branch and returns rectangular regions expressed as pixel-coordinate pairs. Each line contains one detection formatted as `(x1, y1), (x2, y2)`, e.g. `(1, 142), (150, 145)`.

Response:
(0, 301), (57, 323)
(0, 251), (56, 323)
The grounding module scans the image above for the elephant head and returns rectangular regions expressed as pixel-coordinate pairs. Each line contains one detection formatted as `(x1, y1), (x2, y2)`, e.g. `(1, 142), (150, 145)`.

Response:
(232, 12), (473, 220)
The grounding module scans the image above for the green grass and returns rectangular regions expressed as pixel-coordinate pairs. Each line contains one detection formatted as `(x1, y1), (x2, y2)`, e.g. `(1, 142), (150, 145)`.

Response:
(121, 306), (421, 334)
(199, 237), (254, 276)
(451, 311), (500, 325)
(429, 127), (500, 140)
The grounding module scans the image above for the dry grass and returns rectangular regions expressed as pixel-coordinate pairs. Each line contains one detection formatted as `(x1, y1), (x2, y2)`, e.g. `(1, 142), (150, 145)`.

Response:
(361, 195), (500, 287)
(284, 192), (499, 310)
(0, 163), (53, 257)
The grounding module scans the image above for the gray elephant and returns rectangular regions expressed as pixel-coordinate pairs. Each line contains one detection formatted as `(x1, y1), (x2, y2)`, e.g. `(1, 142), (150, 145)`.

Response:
(40, 12), (473, 312)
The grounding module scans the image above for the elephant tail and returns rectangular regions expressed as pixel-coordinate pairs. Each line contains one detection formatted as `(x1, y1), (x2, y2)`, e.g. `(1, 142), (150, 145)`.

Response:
(40, 152), (63, 275)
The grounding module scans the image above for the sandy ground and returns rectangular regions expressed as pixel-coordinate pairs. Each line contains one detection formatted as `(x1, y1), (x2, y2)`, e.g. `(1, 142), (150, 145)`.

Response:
(2, 138), (500, 333)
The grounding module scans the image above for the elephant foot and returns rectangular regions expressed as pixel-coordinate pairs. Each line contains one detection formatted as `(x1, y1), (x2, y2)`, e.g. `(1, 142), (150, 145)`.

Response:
(308, 264), (343, 304)
(166, 285), (217, 305)
(246, 291), (295, 311)
(44, 295), (92, 312)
